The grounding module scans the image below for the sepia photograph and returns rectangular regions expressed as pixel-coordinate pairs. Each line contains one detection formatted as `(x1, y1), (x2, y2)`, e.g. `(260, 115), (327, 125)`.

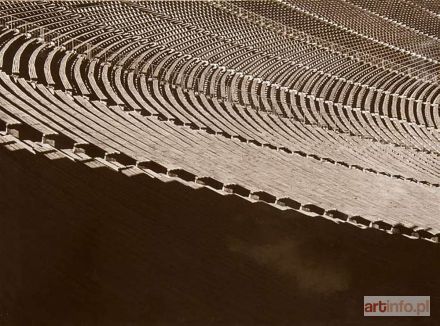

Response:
(0, 0), (439, 324)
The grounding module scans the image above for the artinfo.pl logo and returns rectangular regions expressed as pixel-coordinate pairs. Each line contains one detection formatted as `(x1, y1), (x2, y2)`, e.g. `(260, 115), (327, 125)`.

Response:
(364, 296), (430, 316)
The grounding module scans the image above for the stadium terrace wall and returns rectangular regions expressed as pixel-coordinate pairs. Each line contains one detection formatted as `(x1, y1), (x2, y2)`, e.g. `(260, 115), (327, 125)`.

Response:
(0, 139), (439, 325)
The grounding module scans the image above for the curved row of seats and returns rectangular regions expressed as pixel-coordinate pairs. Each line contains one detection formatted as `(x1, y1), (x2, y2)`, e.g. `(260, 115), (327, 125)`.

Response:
(281, 0), (440, 60)
(60, 0), (440, 105)
(132, 0), (440, 131)
(231, 0), (440, 81)
(144, 1), (440, 98)
(1, 24), (439, 187)
(1, 58), (439, 237)
(344, 0), (440, 40)
(142, 52), (440, 145)
(1, 1), (437, 181)
(405, 0), (440, 15)
(0, 1), (439, 242)
(1, 0), (437, 152)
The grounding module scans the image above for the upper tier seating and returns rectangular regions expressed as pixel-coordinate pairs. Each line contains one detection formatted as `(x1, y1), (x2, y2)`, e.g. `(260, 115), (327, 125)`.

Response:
(345, 0), (440, 39)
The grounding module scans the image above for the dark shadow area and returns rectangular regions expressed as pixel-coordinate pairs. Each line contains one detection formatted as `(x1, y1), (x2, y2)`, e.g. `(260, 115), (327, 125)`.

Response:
(0, 145), (439, 325)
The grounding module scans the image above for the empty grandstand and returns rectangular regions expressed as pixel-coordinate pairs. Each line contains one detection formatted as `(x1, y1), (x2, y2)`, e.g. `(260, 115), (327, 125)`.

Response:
(0, 0), (439, 324)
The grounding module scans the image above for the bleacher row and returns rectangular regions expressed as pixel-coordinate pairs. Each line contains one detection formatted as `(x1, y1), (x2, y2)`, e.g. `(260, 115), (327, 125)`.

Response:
(344, 0), (440, 40)
(235, 0), (440, 78)
(0, 0), (439, 242)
